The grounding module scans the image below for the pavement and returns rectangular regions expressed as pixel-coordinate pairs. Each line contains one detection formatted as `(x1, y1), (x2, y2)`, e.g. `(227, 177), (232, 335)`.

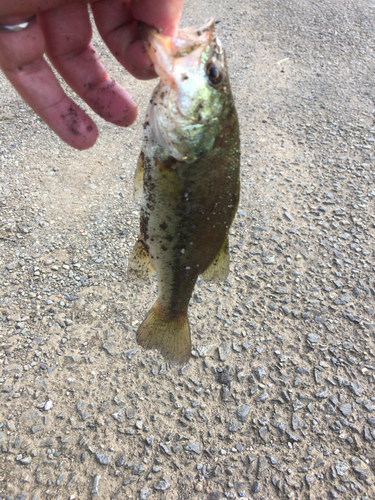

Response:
(0, 0), (375, 499)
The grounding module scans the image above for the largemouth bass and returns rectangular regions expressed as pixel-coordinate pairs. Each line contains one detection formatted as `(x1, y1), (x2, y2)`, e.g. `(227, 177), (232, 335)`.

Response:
(129, 19), (240, 362)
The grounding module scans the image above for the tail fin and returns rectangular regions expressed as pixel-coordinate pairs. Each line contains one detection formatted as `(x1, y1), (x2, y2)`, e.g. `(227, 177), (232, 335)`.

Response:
(136, 300), (191, 363)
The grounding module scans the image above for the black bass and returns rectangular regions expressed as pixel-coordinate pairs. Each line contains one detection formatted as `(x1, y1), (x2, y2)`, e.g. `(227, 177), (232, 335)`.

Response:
(129, 19), (240, 362)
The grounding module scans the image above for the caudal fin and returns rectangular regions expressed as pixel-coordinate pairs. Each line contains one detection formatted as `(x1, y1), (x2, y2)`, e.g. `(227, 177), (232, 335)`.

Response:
(136, 300), (191, 363)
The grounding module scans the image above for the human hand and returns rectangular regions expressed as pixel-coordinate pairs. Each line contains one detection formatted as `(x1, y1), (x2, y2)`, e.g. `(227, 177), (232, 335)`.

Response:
(0, 0), (183, 149)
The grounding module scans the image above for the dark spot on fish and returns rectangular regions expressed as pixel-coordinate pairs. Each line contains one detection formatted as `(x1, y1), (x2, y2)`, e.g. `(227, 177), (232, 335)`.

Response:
(166, 235), (173, 242)
(159, 222), (168, 230)
(161, 245), (168, 251)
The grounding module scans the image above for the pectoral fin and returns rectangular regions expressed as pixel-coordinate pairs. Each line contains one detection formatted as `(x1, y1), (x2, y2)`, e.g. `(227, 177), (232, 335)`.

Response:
(201, 237), (229, 283)
(134, 152), (144, 201)
(128, 238), (155, 281)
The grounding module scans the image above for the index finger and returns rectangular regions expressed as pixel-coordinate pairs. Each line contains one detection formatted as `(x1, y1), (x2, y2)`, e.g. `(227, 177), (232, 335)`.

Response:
(0, 17), (98, 149)
(92, 0), (184, 79)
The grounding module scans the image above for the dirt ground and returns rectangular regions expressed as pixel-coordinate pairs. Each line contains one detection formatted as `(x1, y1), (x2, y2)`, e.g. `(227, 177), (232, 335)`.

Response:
(1, 0), (375, 499)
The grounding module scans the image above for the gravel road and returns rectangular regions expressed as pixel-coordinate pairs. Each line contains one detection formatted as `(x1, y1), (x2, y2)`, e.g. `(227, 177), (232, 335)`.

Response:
(1, 0), (375, 499)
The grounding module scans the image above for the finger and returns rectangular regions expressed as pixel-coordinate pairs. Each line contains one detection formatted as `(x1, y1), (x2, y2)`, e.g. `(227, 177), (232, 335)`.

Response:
(131, 0), (184, 35)
(92, 0), (155, 80)
(38, 3), (137, 126)
(0, 0), (89, 22)
(92, 0), (184, 80)
(0, 18), (98, 149)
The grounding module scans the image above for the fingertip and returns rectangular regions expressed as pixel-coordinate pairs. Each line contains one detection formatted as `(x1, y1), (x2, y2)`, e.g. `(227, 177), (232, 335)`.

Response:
(124, 40), (157, 80)
(44, 100), (98, 150)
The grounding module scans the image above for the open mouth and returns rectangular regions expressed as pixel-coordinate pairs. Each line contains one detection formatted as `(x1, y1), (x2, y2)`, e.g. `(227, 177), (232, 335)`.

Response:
(138, 19), (215, 86)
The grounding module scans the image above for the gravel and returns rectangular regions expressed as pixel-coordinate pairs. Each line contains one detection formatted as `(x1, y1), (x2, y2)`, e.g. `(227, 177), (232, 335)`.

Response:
(1, 0), (375, 498)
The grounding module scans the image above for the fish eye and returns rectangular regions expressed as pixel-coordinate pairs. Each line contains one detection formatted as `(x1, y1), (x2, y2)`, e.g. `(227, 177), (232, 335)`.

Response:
(206, 61), (223, 86)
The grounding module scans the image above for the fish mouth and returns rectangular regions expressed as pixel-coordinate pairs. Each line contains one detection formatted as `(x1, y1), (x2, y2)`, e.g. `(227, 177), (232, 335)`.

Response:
(138, 19), (215, 86)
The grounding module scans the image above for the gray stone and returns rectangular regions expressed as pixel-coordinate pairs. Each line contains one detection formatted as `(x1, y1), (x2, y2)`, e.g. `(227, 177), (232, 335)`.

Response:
(253, 366), (268, 381)
(196, 344), (216, 357)
(133, 463), (145, 475)
(154, 477), (171, 491)
(140, 490), (151, 500)
(349, 381), (362, 397)
(292, 413), (303, 430)
(237, 404), (251, 423)
(102, 341), (117, 356)
(228, 418), (240, 433)
(184, 442), (201, 454)
(95, 452), (110, 465)
(339, 403), (352, 417)
(307, 333), (320, 343)
(257, 456), (268, 478)
(123, 348), (138, 359)
(335, 461), (349, 476)
(91, 474), (101, 495)
(363, 399), (375, 412)
(218, 342), (230, 361)
(305, 474), (316, 489)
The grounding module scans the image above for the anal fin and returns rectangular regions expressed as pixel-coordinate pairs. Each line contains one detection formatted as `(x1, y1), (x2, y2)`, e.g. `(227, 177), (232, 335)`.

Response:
(201, 237), (229, 283)
(128, 238), (155, 281)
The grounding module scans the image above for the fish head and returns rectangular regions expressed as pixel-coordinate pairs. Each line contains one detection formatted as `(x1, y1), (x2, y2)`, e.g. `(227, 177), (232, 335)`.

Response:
(139, 20), (230, 163)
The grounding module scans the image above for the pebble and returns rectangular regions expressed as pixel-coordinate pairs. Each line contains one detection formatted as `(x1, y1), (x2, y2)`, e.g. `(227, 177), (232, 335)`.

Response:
(91, 474), (101, 495)
(307, 333), (320, 343)
(44, 401), (52, 411)
(339, 403), (352, 417)
(95, 452), (111, 466)
(218, 342), (231, 361)
(237, 404), (251, 423)
(154, 477), (171, 491)
(184, 442), (202, 454)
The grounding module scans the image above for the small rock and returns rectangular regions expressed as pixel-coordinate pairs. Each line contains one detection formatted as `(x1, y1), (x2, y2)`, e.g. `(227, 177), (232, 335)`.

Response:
(305, 474), (316, 489)
(228, 419), (240, 433)
(196, 344), (216, 357)
(257, 456), (268, 479)
(237, 404), (251, 423)
(252, 481), (260, 493)
(218, 342), (230, 361)
(307, 333), (320, 343)
(123, 348), (138, 359)
(335, 461), (349, 476)
(95, 452), (110, 466)
(44, 401), (52, 411)
(339, 403), (352, 417)
(184, 442), (201, 454)
(363, 399), (375, 412)
(292, 413), (303, 431)
(139, 489), (151, 500)
(154, 477), (171, 491)
(102, 341), (117, 356)
(91, 474), (101, 495)
(253, 366), (268, 381)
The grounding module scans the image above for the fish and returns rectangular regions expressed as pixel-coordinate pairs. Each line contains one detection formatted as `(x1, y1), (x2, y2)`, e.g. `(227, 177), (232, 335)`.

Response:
(128, 19), (240, 363)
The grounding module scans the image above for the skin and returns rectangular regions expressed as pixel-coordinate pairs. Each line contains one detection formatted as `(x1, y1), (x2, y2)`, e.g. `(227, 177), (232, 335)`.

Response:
(0, 0), (184, 149)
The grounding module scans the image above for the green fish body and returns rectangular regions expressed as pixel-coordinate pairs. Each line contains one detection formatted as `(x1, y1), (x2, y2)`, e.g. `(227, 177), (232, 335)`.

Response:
(129, 20), (240, 362)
